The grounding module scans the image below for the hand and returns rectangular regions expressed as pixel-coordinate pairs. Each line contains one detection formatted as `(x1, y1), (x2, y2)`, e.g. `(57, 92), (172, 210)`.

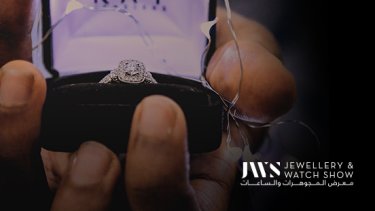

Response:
(0, 3), (295, 211)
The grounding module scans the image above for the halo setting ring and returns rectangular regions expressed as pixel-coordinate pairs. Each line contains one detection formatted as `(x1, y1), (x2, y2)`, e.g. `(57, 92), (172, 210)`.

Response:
(99, 60), (157, 84)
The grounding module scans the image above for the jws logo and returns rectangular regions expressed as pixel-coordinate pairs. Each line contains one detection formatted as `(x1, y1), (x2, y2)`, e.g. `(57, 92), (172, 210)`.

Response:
(242, 162), (281, 179)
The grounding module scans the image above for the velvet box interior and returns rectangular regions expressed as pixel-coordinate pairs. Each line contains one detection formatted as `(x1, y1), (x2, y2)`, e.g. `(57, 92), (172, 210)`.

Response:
(33, 0), (223, 153)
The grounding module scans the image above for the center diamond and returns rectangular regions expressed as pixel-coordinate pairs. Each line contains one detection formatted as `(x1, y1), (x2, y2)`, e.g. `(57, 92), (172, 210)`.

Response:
(117, 60), (146, 84)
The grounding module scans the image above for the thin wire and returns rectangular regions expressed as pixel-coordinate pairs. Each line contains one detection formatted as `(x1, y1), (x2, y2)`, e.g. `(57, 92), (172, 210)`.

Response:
(198, 0), (249, 154)
(220, 0), (249, 153)
(32, 15), (65, 51)
(246, 119), (320, 149)
(223, 0), (244, 110)
(200, 18), (218, 85)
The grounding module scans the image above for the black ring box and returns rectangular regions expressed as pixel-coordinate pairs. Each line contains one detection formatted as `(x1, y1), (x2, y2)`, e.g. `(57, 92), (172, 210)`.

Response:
(35, 0), (222, 153)
(41, 72), (223, 153)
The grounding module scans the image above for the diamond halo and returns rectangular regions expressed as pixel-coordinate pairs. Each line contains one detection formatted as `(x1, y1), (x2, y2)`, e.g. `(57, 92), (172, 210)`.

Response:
(99, 60), (157, 84)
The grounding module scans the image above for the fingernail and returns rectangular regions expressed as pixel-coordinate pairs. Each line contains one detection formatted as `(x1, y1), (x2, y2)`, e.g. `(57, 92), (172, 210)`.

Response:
(134, 96), (178, 146)
(70, 142), (114, 186)
(0, 67), (34, 107)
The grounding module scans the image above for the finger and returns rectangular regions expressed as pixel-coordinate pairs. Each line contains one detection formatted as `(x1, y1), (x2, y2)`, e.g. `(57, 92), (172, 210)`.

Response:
(216, 7), (280, 56)
(51, 141), (120, 211)
(207, 8), (296, 123)
(0, 1), (36, 66)
(207, 41), (296, 123)
(126, 96), (199, 211)
(41, 149), (72, 191)
(0, 61), (46, 158)
(190, 135), (239, 211)
(0, 61), (47, 207)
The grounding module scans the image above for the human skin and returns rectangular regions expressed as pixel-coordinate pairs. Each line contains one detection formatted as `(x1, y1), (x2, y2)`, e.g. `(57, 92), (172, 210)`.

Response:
(0, 1), (296, 210)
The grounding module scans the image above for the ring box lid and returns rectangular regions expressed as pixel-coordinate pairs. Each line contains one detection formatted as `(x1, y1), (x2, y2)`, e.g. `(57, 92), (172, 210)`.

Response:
(32, 0), (216, 78)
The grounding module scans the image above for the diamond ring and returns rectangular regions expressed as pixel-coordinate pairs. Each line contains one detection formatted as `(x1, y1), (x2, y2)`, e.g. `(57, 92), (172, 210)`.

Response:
(99, 60), (157, 84)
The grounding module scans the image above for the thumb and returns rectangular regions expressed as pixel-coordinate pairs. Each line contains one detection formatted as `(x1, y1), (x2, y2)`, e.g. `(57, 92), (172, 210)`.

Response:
(125, 96), (199, 211)
(0, 60), (47, 207)
(0, 60), (46, 158)
(207, 41), (296, 123)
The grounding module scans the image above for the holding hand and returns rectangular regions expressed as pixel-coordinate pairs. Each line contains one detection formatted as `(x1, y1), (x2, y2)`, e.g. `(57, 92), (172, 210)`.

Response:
(0, 2), (295, 210)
